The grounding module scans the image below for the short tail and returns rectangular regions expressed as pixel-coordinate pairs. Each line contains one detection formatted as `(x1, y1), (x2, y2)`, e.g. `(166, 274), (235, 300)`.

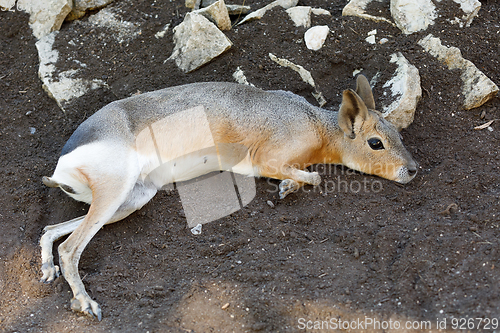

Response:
(42, 176), (59, 188)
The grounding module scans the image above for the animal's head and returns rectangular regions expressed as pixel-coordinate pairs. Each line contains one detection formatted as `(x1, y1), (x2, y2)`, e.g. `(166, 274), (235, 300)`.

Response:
(338, 75), (417, 183)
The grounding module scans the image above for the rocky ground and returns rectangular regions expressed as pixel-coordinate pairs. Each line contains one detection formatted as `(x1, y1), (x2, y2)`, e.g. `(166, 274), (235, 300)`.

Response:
(0, 0), (499, 332)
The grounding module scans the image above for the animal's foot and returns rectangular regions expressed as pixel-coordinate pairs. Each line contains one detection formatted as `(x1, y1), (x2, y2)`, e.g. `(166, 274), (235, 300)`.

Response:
(40, 262), (60, 283)
(309, 172), (321, 186)
(71, 294), (102, 321)
(279, 179), (299, 199)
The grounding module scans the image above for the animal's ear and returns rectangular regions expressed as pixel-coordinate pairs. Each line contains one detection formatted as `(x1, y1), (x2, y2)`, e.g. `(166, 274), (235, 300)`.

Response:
(338, 89), (368, 139)
(355, 74), (375, 110)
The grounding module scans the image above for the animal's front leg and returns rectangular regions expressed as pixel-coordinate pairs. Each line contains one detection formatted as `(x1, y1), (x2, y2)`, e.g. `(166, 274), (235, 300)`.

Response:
(287, 168), (322, 186)
(260, 165), (322, 199)
(278, 169), (321, 199)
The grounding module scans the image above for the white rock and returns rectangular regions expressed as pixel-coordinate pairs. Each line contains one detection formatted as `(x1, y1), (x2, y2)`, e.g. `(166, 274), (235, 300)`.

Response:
(365, 35), (376, 44)
(269, 53), (326, 107)
(379, 37), (389, 44)
(185, 0), (201, 10)
(304, 25), (329, 51)
(342, 0), (395, 26)
(36, 32), (108, 111)
(17, 0), (72, 39)
(193, 0), (231, 30)
(190, 223), (202, 235)
(390, 0), (436, 35)
(311, 8), (331, 16)
(286, 6), (312, 28)
(238, 0), (298, 25)
(381, 52), (421, 130)
(450, 0), (481, 28)
(418, 34), (499, 110)
(269, 53), (315, 88)
(391, 0), (481, 34)
(0, 0), (16, 11)
(66, 0), (113, 21)
(226, 5), (251, 15)
(353, 69), (363, 77)
(168, 13), (232, 73)
(233, 67), (255, 87)
(155, 24), (170, 39)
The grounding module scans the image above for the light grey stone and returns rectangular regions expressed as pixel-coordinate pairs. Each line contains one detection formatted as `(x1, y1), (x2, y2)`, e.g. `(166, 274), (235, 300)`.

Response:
(226, 4), (251, 15)
(238, 0), (298, 25)
(155, 24), (170, 39)
(418, 34), (499, 110)
(168, 13), (232, 73)
(35, 32), (108, 111)
(193, 0), (231, 30)
(311, 8), (331, 16)
(186, 0), (201, 10)
(342, 0), (395, 26)
(269, 53), (326, 107)
(381, 52), (421, 130)
(17, 0), (72, 39)
(286, 6), (311, 28)
(391, 0), (481, 34)
(304, 25), (329, 51)
(390, 0), (437, 34)
(0, 0), (16, 11)
(233, 67), (255, 87)
(449, 0), (481, 28)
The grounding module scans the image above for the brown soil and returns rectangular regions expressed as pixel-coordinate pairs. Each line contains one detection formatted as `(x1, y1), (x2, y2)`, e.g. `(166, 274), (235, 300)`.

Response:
(1, 0), (499, 332)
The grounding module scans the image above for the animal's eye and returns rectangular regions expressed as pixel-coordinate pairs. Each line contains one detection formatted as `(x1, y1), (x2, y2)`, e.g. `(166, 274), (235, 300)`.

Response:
(368, 138), (384, 150)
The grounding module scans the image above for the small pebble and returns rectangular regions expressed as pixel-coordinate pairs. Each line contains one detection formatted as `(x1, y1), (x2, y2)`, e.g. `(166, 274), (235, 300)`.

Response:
(190, 223), (202, 235)
(266, 200), (274, 208)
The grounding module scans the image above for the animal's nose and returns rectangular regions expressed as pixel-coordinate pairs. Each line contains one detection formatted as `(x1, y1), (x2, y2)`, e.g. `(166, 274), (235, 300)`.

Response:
(408, 167), (417, 177)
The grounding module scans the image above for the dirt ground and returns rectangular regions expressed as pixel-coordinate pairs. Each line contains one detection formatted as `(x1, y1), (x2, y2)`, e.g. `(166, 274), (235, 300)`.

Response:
(0, 0), (499, 332)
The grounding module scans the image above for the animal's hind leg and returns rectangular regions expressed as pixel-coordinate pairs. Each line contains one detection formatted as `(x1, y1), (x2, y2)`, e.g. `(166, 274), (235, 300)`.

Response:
(57, 180), (156, 320)
(40, 181), (157, 284)
(40, 215), (85, 283)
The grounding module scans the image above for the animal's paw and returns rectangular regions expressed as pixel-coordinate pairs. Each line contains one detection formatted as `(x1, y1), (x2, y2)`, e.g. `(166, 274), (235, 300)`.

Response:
(279, 179), (298, 199)
(310, 172), (321, 186)
(71, 294), (102, 321)
(40, 263), (60, 283)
